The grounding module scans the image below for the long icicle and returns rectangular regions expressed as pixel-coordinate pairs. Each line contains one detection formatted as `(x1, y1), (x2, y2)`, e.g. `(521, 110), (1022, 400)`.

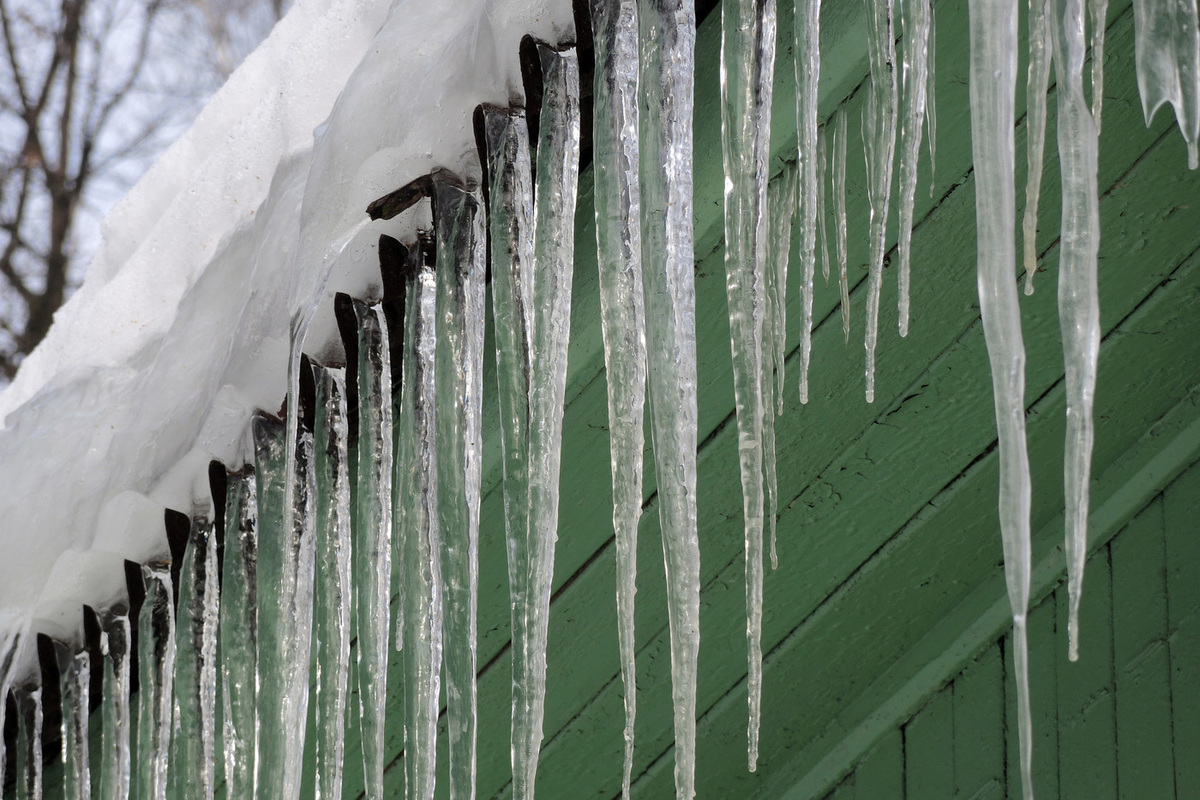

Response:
(639, 0), (701, 795)
(965, 1), (1035, 797)
(721, 0), (776, 770)
(14, 682), (42, 800)
(480, 104), (537, 800)
(926, 8), (938, 192)
(1023, 0), (1054, 295)
(351, 300), (393, 800)
(395, 235), (442, 800)
(1049, 0), (1102, 666)
(795, 0), (818, 403)
(862, 0), (899, 403)
(588, 0), (646, 791)
(98, 609), (130, 800)
(59, 640), (91, 800)
(220, 472), (256, 800)
(432, 172), (486, 800)
(833, 105), (850, 343)
(170, 507), (219, 800)
(1131, 0), (1200, 167)
(765, 163), (797, 572)
(137, 567), (174, 800)
(312, 365), (352, 800)
(896, 0), (930, 337)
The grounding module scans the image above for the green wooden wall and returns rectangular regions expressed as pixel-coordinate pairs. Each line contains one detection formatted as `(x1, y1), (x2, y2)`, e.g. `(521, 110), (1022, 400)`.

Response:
(818, 458), (1200, 800)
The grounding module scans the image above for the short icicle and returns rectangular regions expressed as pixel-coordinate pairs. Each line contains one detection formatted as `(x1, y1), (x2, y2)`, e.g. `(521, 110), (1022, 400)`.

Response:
(926, 8), (938, 191)
(1088, 0), (1109, 133)
(1131, 0), (1200, 167)
(862, 0), (899, 403)
(312, 365), (352, 800)
(1049, 0), (1102, 666)
(965, 0), (1035, 797)
(169, 507), (220, 800)
(253, 409), (318, 800)
(896, 0), (931, 337)
(432, 172), (486, 800)
(794, 0), (818, 403)
(832, 105), (851, 343)
(1022, 0), (1053, 295)
(350, 300), (393, 800)
(587, 0), (646, 792)
(14, 681), (42, 800)
(394, 235), (442, 800)
(816, 129), (830, 287)
(721, 0), (776, 770)
(220, 472), (256, 800)
(98, 608), (131, 800)
(639, 0), (702, 795)
(137, 567), (175, 800)
(0, 627), (25, 793)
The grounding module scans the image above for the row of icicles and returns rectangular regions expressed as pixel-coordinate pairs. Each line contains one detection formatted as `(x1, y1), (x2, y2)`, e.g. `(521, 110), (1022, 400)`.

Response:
(3, 0), (1199, 798)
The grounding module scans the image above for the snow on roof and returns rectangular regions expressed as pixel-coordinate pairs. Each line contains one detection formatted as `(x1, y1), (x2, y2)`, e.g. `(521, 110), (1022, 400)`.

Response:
(0, 0), (572, 661)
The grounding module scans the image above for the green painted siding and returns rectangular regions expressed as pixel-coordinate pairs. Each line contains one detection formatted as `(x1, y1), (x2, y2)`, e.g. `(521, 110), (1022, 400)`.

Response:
(815, 458), (1200, 800)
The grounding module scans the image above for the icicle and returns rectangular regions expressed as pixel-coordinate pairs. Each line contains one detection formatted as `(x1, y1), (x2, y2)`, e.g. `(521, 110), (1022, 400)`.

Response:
(220, 473), (256, 800)
(1131, 0), (1200, 166)
(639, 0), (701, 795)
(394, 236), (441, 800)
(1022, 0), (1053, 295)
(817, 130), (830, 287)
(965, 2), (1034, 798)
(1049, 0), (1102, 667)
(721, 0), (776, 770)
(137, 567), (174, 800)
(862, 0), (899, 403)
(588, 0), (645, 790)
(350, 301), (393, 800)
(926, 8), (937, 194)
(1, 628), (25, 793)
(14, 683), (42, 800)
(312, 365), (352, 800)
(432, 172), (486, 800)
(98, 609), (130, 800)
(764, 164), (796, 573)
(832, 106), (851, 343)
(60, 643), (91, 800)
(253, 411), (318, 800)
(896, 0), (930, 337)
(1089, 0), (1108, 133)
(170, 510), (219, 800)
(794, 0), (818, 404)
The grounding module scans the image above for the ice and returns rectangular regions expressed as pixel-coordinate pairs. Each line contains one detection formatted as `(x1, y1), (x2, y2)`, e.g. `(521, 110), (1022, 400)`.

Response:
(817, 129), (830, 287)
(393, 237), (441, 800)
(170, 509), (220, 800)
(1022, 0), (1053, 295)
(350, 301), (393, 800)
(0, 626), (25, 792)
(965, 1), (1034, 797)
(136, 567), (174, 800)
(1089, 0), (1109, 132)
(14, 683), (42, 800)
(720, 0), (776, 770)
(639, 0), (701, 795)
(253, 412), (318, 800)
(311, 365), (352, 800)
(926, 9), (937, 193)
(832, 106), (851, 344)
(60, 644), (91, 800)
(1049, 0), (1102, 666)
(862, 0), (899, 403)
(896, 0), (931, 338)
(220, 473), (257, 799)
(432, 174), (486, 800)
(588, 0), (646, 790)
(97, 609), (131, 800)
(765, 163), (797, 572)
(795, 0), (819, 404)
(1133, 0), (1200, 167)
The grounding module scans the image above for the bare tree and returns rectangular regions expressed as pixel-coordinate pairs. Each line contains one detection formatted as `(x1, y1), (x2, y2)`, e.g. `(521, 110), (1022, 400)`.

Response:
(0, 0), (285, 379)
